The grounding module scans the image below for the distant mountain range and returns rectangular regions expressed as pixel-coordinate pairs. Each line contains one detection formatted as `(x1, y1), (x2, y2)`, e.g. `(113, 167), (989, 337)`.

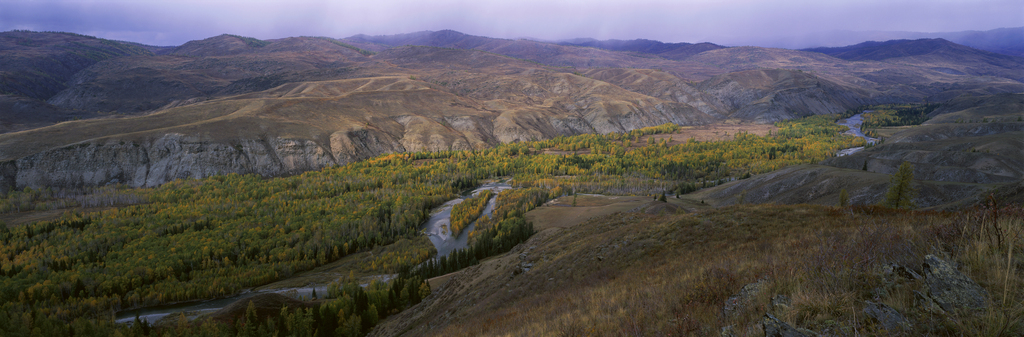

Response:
(0, 29), (1021, 190)
(712, 27), (1024, 57)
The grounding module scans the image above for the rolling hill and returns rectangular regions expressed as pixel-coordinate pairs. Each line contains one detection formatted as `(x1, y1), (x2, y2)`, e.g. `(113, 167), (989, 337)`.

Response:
(0, 31), (153, 101)
(694, 93), (1024, 210)
(1, 29), (1022, 190)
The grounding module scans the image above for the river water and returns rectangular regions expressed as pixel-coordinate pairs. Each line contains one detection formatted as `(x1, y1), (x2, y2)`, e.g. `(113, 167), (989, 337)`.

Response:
(420, 182), (512, 257)
(115, 182), (510, 324)
(836, 113), (880, 156)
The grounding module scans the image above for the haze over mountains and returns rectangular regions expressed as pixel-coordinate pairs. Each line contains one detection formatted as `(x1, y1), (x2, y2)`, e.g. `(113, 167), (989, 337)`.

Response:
(0, 29), (1021, 191)
(770, 27), (1024, 57)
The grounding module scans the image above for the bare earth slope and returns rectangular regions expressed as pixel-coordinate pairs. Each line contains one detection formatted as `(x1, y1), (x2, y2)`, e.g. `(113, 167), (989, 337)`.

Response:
(0, 49), (722, 189)
(2, 31), (1023, 190)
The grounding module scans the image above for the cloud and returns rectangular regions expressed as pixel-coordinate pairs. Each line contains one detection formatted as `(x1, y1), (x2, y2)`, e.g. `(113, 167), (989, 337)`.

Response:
(0, 0), (1020, 46)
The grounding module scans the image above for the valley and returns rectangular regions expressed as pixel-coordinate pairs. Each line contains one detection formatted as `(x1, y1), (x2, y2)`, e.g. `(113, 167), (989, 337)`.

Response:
(0, 28), (1021, 337)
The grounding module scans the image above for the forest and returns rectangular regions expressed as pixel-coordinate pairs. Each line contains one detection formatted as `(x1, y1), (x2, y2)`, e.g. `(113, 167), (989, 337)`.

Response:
(0, 114), (863, 336)
(841, 103), (939, 134)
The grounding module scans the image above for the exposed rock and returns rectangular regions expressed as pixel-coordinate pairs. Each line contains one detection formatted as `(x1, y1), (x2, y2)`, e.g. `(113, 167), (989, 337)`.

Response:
(761, 313), (810, 337)
(720, 325), (736, 337)
(10, 134), (340, 189)
(724, 280), (767, 317)
(922, 254), (990, 312)
(769, 295), (792, 316)
(886, 263), (923, 281)
(863, 301), (911, 333)
(913, 290), (945, 315)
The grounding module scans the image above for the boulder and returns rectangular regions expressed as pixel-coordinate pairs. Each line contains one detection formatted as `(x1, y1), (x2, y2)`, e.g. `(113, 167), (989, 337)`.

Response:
(922, 255), (989, 312)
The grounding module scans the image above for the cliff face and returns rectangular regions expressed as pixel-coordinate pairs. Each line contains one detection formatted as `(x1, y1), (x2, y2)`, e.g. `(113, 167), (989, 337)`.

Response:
(10, 134), (343, 189)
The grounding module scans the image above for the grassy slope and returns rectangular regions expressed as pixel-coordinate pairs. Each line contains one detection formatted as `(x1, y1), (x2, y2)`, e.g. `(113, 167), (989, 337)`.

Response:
(372, 204), (1023, 336)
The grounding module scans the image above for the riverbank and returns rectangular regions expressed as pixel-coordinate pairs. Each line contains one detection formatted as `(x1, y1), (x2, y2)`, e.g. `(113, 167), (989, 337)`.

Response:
(836, 113), (880, 157)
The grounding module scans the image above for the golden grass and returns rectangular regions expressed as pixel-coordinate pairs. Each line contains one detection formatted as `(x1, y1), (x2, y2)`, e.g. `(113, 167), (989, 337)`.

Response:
(392, 204), (1023, 337)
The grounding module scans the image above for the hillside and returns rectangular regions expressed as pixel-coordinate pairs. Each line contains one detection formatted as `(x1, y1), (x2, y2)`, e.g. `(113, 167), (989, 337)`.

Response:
(0, 94), (1019, 337)
(693, 94), (1024, 210)
(2, 31), (1023, 190)
(789, 26), (1024, 58)
(46, 35), (385, 114)
(803, 38), (1024, 82)
(557, 38), (726, 60)
(0, 31), (153, 101)
(371, 203), (1022, 336)
(0, 94), (98, 133)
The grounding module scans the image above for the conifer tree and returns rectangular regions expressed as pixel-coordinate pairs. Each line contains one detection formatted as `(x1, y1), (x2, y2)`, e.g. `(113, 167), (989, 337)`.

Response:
(881, 161), (917, 209)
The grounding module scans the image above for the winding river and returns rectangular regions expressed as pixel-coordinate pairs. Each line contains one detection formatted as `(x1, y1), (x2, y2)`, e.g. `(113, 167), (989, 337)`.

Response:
(836, 113), (880, 156)
(115, 182), (510, 324)
(420, 182), (512, 257)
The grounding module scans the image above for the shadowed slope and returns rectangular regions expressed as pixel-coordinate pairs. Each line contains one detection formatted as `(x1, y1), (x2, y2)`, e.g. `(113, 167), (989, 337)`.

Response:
(0, 31), (153, 100)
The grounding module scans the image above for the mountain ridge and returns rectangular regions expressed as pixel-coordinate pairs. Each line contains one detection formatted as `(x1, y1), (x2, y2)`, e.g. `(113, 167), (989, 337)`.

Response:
(2, 29), (1022, 189)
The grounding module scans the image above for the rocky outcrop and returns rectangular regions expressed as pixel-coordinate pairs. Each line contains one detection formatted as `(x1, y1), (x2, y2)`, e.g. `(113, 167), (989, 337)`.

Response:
(723, 280), (767, 317)
(330, 128), (406, 164)
(922, 254), (990, 312)
(8, 134), (347, 189)
(863, 301), (911, 333)
(761, 313), (810, 337)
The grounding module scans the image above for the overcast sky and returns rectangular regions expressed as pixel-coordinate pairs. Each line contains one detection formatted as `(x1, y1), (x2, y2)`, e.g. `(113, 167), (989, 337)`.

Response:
(1, 0), (1021, 47)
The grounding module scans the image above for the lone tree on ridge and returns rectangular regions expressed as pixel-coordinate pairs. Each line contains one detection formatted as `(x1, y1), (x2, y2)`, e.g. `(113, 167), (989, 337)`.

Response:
(881, 161), (917, 209)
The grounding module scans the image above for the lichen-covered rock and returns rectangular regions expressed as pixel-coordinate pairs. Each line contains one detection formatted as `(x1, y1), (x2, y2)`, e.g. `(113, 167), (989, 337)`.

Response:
(769, 294), (792, 316)
(761, 313), (809, 337)
(913, 290), (945, 315)
(922, 254), (990, 312)
(882, 263), (922, 282)
(723, 280), (767, 317)
(863, 301), (911, 333)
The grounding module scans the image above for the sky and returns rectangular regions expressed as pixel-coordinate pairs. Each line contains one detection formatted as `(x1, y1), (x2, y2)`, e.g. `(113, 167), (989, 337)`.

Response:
(1, 0), (1021, 47)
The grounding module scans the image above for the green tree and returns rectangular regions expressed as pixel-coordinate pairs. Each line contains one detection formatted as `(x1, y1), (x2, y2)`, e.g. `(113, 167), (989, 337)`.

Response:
(881, 162), (917, 209)
(838, 188), (849, 207)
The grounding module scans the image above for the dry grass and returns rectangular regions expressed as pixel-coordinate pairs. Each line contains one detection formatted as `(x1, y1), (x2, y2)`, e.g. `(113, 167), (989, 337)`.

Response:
(377, 203), (1024, 336)
(525, 195), (653, 231)
(871, 126), (915, 139)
